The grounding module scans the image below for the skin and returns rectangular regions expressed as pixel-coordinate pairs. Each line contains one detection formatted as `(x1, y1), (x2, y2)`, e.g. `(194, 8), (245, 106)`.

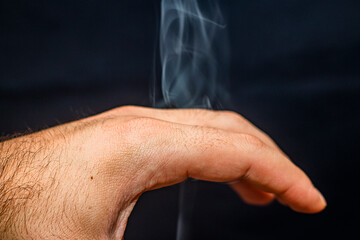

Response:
(0, 106), (326, 239)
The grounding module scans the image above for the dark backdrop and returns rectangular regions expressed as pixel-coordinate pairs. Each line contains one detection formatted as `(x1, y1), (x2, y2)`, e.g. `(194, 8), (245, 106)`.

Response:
(1, 0), (359, 239)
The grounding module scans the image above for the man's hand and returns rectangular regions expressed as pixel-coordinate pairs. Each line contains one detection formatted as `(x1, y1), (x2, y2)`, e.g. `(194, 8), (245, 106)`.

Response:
(0, 106), (326, 239)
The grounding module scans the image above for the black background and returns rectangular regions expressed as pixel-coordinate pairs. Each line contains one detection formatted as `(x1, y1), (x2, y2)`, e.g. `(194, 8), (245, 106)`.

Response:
(1, 0), (359, 239)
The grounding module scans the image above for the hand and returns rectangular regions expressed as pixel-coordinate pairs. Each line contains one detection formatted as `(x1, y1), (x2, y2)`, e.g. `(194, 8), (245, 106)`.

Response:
(0, 106), (326, 239)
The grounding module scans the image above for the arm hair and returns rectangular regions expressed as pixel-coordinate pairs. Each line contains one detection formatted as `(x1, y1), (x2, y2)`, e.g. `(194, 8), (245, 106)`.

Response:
(0, 132), (56, 236)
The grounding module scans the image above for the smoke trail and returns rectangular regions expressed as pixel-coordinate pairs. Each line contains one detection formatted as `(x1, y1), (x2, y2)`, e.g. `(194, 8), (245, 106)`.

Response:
(159, 0), (229, 239)
(160, 0), (229, 109)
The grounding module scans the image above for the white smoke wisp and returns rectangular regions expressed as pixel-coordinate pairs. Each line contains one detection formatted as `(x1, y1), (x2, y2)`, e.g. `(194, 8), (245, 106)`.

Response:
(160, 0), (229, 109)
(159, 1), (229, 239)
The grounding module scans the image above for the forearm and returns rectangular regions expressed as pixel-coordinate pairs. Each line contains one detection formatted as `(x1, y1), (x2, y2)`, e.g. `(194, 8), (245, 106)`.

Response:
(0, 131), (63, 239)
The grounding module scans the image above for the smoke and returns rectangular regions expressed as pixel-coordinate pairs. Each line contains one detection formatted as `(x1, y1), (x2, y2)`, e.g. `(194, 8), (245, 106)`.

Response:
(159, 0), (229, 109)
(158, 1), (229, 239)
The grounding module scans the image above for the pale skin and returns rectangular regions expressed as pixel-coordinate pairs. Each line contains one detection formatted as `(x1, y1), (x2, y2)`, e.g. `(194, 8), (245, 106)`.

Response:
(0, 106), (326, 239)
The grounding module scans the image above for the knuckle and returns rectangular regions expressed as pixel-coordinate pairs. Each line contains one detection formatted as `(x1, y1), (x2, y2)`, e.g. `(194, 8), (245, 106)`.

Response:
(98, 116), (161, 165)
(100, 105), (137, 117)
(222, 110), (239, 118)
(214, 111), (247, 130)
(221, 111), (244, 123)
(116, 105), (139, 114)
(100, 116), (158, 144)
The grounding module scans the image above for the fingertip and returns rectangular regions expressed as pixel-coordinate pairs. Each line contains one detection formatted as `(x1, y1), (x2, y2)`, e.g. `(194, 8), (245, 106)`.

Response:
(287, 187), (327, 214)
(312, 188), (327, 212)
